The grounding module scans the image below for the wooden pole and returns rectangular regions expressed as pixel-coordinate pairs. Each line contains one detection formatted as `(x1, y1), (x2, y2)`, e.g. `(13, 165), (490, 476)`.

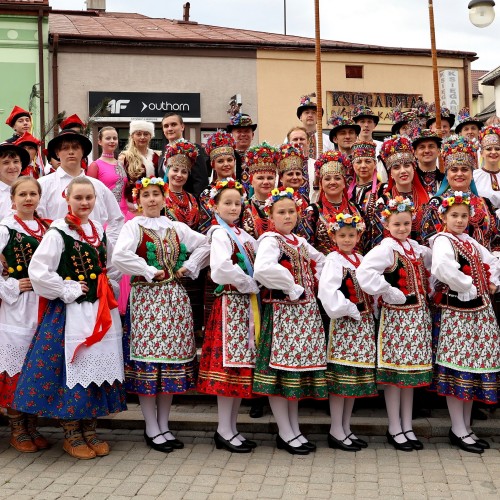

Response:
(314, 0), (323, 154)
(428, 0), (444, 171)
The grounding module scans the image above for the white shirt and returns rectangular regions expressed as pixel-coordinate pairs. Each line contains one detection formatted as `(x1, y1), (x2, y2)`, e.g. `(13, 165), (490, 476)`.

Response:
(0, 181), (12, 221)
(473, 168), (500, 210)
(37, 167), (124, 244)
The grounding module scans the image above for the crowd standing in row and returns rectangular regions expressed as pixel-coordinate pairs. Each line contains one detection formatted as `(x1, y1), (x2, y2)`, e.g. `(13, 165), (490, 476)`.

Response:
(0, 97), (500, 460)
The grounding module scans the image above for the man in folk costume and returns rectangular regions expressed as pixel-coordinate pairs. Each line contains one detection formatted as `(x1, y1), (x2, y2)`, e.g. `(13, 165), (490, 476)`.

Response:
(4, 106), (32, 144)
(227, 113), (257, 192)
(455, 108), (484, 142)
(412, 129), (444, 196)
(427, 104), (455, 139)
(296, 93), (335, 160)
(14, 132), (42, 179)
(59, 114), (89, 172)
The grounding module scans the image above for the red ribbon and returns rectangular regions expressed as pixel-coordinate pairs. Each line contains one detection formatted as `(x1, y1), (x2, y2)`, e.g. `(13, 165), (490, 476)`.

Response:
(70, 272), (118, 363)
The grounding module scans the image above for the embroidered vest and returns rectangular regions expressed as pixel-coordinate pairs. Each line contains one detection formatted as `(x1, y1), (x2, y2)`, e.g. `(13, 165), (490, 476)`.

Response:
(339, 267), (373, 314)
(54, 228), (107, 304)
(131, 225), (181, 285)
(3, 227), (40, 280)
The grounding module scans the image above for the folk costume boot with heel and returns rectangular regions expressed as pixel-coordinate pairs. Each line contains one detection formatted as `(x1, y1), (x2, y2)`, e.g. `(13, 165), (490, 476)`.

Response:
(8, 411), (37, 453)
(61, 420), (96, 460)
(82, 418), (110, 456)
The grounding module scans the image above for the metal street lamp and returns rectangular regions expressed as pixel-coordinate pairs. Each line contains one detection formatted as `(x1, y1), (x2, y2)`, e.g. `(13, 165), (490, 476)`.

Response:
(468, 0), (496, 28)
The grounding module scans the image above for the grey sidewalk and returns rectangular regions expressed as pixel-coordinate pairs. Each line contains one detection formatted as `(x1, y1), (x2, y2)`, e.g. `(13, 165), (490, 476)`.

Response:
(2, 426), (500, 499)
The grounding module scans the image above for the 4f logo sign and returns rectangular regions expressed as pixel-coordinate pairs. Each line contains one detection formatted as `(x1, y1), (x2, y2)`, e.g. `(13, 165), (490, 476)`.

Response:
(107, 99), (130, 114)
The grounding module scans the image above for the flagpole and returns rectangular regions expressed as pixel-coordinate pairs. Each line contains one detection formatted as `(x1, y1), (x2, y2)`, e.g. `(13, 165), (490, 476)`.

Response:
(314, 0), (323, 154)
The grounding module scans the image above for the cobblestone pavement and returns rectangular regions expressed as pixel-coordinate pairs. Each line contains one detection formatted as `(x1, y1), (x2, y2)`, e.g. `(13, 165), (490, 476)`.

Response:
(2, 427), (500, 499)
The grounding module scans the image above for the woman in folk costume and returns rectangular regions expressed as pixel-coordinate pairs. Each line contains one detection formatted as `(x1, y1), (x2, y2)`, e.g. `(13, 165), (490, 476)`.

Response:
(379, 136), (430, 242)
(112, 177), (208, 453)
(421, 136), (500, 251)
(253, 187), (327, 455)
(429, 192), (500, 454)
(347, 141), (384, 253)
(197, 178), (260, 453)
(0, 178), (49, 452)
(357, 197), (432, 452)
(199, 131), (237, 235)
(119, 120), (160, 209)
(318, 213), (377, 452)
(163, 140), (204, 334)
(300, 150), (363, 255)
(14, 177), (125, 460)
(241, 143), (280, 239)
(473, 126), (500, 210)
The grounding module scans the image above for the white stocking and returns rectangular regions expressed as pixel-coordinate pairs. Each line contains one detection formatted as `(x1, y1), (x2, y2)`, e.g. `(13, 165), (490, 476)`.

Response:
(288, 400), (307, 444)
(329, 395), (351, 443)
(217, 396), (242, 444)
(342, 398), (356, 440)
(230, 398), (243, 437)
(157, 393), (173, 436)
(384, 385), (406, 443)
(268, 396), (300, 447)
(139, 395), (166, 444)
(400, 388), (416, 440)
(447, 396), (475, 444)
(463, 400), (474, 435)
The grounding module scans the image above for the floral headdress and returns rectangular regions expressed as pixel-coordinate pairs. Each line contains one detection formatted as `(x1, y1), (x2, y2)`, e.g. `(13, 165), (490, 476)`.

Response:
(441, 135), (478, 170)
(377, 196), (415, 222)
(455, 107), (483, 135)
(208, 177), (246, 208)
(438, 191), (474, 216)
(299, 92), (316, 107)
(351, 141), (377, 161)
(389, 104), (417, 129)
(426, 103), (455, 128)
(164, 139), (198, 170)
(351, 104), (379, 125)
(204, 131), (236, 161)
(328, 212), (366, 233)
(314, 150), (351, 178)
(132, 176), (166, 210)
(278, 143), (304, 175)
(246, 142), (280, 174)
(479, 126), (500, 148)
(264, 186), (303, 214)
(379, 136), (415, 170)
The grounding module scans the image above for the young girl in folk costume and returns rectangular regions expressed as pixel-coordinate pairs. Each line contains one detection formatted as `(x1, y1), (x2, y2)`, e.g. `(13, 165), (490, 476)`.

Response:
(253, 187), (327, 455)
(379, 136), (429, 242)
(300, 150), (363, 255)
(14, 177), (125, 460)
(163, 140), (203, 333)
(348, 141), (384, 253)
(199, 131), (237, 235)
(241, 143), (279, 239)
(112, 177), (208, 453)
(0, 178), (49, 452)
(197, 178), (260, 453)
(318, 213), (377, 452)
(357, 197), (432, 452)
(429, 192), (500, 454)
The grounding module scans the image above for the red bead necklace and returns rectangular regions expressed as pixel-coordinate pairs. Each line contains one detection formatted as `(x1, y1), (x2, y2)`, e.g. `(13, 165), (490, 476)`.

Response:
(338, 250), (361, 267)
(390, 236), (417, 261)
(77, 220), (101, 247)
(277, 231), (299, 246)
(14, 215), (46, 242)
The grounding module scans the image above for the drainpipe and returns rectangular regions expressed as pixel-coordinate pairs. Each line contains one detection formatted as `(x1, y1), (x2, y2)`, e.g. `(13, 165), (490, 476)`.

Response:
(52, 33), (59, 138)
(37, 8), (46, 142)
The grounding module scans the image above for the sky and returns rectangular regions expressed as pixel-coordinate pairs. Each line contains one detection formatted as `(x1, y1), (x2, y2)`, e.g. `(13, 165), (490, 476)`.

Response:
(49, 0), (498, 71)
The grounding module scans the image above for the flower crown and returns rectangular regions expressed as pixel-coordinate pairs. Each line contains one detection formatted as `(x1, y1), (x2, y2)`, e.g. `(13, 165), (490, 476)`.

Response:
(264, 186), (303, 214)
(246, 142), (280, 174)
(132, 176), (166, 210)
(208, 177), (246, 208)
(479, 126), (500, 148)
(314, 149), (351, 178)
(441, 134), (478, 169)
(204, 131), (236, 161)
(328, 212), (366, 233)
(378, 196), (415, 222)
(230, 113), (254, 127)
(438, 191), (474, 216)
(327, 112), (357, 128)
(164, 139), (198, 164)
(299, 92), (316, 106)
(389, 103), (417, 125)
(380, 136), (415, 169)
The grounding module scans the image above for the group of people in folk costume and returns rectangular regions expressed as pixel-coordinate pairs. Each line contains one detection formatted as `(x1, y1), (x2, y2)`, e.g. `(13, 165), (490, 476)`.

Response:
(0, 97), (500, 459)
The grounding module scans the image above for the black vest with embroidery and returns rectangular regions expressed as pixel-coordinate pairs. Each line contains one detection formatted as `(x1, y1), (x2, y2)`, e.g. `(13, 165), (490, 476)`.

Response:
(54, 228), (107, 304)
(3, 227), (40, 280)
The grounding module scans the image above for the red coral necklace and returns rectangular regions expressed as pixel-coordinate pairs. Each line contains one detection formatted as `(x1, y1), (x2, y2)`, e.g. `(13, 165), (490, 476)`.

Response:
(14, 215), (46, 242)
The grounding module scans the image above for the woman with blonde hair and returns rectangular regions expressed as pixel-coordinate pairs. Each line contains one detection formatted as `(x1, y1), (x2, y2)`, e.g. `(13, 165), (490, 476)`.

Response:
(119, 121), (160, 209)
